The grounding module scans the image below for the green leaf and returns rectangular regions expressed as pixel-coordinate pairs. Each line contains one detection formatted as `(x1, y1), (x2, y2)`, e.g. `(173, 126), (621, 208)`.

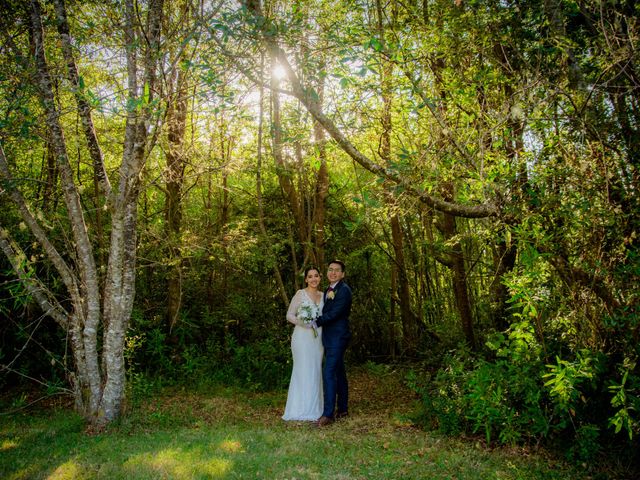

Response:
(368, 37), (383, 52)
(143, 82), (150, 105)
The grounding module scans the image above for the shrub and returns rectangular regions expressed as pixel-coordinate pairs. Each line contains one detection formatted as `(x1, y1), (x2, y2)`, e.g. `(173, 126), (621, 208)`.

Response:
(409, 323), (551, 446)
(409, 331), (639, 464)
(207, 334), (291, 391)
(406, 352), (472, 436)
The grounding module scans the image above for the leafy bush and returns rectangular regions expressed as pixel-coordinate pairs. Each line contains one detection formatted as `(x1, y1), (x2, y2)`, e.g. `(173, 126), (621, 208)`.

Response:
(542, 349), (601, 431)
(210, 334), (291, 391)
(466, 358), (548, 444)
(125, 322), (291, 393)
(406, 351), (472, 436)
(409, 328), (640, 466)
(408, 346), (549, 445)
(606, 357), (640, 441)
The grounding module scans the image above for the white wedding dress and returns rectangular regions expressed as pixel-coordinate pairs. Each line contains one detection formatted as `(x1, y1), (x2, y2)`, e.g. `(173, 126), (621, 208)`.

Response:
(282, 289), (324, 421)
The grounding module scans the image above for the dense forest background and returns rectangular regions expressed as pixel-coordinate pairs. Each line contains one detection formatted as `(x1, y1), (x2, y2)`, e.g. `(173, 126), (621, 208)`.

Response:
(1, 0), (638, 468)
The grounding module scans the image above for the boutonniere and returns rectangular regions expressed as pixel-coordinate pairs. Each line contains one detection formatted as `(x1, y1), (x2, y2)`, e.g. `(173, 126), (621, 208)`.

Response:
(327, 290), (336, 300)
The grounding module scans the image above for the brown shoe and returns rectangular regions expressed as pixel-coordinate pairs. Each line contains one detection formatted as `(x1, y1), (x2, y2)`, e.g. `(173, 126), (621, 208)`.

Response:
(316, 416), (334, 427)
(336, 411), (348, 419)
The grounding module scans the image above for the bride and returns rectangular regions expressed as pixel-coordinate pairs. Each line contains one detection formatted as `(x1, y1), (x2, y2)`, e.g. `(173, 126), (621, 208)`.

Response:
(282, 266), (324, 421)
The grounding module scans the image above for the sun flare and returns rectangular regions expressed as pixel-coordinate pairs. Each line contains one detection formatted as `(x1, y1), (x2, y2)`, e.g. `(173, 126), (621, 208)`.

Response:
(272, 64), (287, 80)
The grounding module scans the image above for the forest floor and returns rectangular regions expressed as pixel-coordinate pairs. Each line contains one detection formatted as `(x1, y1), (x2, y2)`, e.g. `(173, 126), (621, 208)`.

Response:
(0, 365), (613, 479)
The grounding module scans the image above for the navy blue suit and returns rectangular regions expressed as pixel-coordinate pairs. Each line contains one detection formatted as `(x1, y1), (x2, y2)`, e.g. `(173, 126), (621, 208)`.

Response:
(316, 280), (352, 418)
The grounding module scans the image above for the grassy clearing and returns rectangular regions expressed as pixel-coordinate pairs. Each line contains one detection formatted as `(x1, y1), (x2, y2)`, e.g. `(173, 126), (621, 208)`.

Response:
(0, 367), (582, 479)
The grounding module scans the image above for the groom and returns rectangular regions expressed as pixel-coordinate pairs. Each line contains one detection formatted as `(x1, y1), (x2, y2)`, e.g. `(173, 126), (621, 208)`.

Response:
(313, 260), (352, 427)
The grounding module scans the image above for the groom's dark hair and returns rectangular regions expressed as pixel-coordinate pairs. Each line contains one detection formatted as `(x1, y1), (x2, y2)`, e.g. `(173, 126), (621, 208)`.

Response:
(328, 259), (346, 272)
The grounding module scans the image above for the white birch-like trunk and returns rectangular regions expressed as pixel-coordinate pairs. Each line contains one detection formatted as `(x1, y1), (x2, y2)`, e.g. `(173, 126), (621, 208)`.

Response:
(0, 0), (163, 427)
(97, 0), (163, 424)
(28, 0), (102, 415)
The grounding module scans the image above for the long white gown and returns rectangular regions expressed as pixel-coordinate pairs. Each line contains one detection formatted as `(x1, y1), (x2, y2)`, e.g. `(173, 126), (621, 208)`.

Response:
(282, 289), (324, 421)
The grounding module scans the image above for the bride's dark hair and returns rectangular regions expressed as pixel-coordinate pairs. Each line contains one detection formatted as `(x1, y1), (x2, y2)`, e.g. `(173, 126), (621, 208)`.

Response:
(303, 266), (321, 277)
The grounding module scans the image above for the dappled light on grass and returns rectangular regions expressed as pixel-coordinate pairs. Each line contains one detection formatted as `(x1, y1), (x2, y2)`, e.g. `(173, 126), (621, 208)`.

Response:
(1, 439), (18, 451)
(124, 447), (232, 478)
(0, 368), (587, 479)
(46, 460), (82, 479)
(219, 439), (243, 453)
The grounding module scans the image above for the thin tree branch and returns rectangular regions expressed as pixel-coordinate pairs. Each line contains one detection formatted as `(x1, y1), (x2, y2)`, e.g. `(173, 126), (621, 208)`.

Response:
(0, 229), (70, 328)
(214, 5), (498, 219)
(53, 0), (112, 201)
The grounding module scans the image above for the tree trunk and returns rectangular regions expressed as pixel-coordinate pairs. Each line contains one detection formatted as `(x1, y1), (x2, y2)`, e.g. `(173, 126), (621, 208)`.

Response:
(312, 109), (328, 269)
(426, 46), (478, 349)
(272, 46), (496, 219)
(53, 0), (111, 199)
(98, 0), (164, 425)
(376, 0), (417, 353)
(257, 53), (288, 305)
(28, 0), (103, 416)
(270, 53), (306, 240)
(297, 20), (327, 269)
(441, 201), (477, 349)
(39, 139), (58, 212)
(54, 0), (110, 270)
(250, 0), (327, 277)
(490, 236), (517, 330)
(489, 40), (527, 330)
(2, 0), (165, 426)
(165, 68), (188, 330)
(218, 116), (231, 301)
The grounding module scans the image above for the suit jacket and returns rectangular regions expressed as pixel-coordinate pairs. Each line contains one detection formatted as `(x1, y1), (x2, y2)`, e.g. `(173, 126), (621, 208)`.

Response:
(316, 280), (352, 348)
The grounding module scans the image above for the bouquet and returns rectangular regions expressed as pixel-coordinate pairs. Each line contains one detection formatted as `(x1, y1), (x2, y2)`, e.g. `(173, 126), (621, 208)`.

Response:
(297, 303), (319, 338)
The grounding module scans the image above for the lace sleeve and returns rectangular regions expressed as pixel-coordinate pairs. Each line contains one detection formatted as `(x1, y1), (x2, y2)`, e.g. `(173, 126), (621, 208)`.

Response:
(286, 290), (304, 325)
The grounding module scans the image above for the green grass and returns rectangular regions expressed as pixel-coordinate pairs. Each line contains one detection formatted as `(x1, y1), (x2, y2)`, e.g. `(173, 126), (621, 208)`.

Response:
(0, 368), (582, 479)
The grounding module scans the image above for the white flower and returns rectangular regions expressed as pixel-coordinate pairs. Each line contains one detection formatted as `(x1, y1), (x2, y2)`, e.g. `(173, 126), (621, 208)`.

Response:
(297, 302), (319, 338)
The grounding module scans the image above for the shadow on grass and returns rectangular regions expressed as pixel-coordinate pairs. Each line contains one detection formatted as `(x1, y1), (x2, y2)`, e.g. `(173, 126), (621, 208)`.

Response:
(1, 409), (269, 479)
(0, 367), (584, 479)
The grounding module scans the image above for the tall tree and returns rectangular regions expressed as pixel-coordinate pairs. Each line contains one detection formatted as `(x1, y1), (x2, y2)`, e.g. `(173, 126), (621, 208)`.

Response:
(164, 66), (189, 330)
(161, 0), (204, 330)
(375, 0), (418, 353)
(257, 53), (289, 305)
(0, 0), (164, 426)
